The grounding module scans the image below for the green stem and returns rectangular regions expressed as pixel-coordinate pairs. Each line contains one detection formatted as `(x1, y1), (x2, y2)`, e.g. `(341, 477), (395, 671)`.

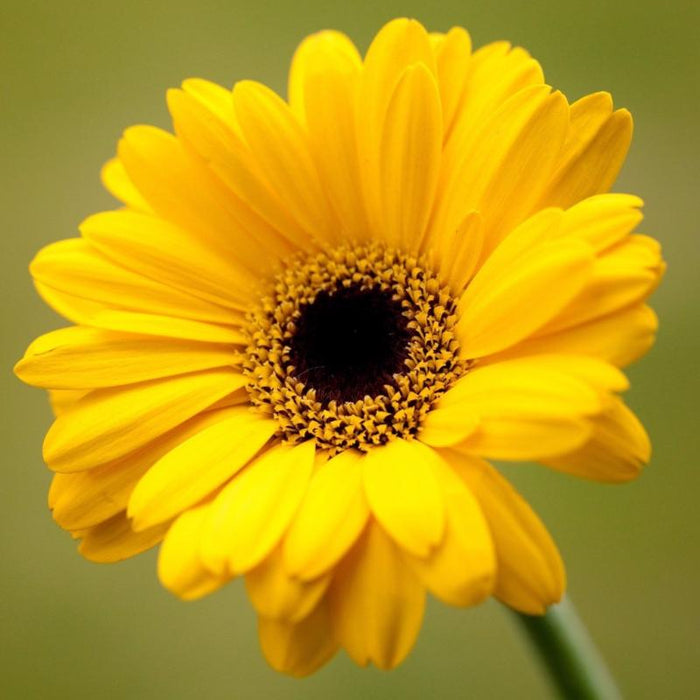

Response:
(510, 596), (622, 699)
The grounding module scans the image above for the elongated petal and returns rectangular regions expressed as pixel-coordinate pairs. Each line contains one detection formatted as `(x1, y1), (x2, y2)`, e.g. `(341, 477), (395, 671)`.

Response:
(233, 81), (337, 241)
(118, 126), (285, 283)
(128, 408), (276, 530)
(482, 353), (628, 392)
(363, 439), (445, 557)
(31, 239), (239, 325)
(495, 304), (658, 368)
(167, 83), (309, 252)
(284, 449), (369, 580)
(445, 41), (544, 158)
(158, 502), (231, 600)
(431, 210), (483, 295)
(405, 451), (495, 606)
(456, 417), (591, 462)
(449, 453), (566, 613)
(259, 601), (338, 677)
(328, 521), (425, 669)
(436, 356), (606, 413)
(541, 92), (632, 208)
(79, 512), (168, 563)
(83, 310), (246, 344)
(48, 389), (88, 417)
(50, 454), (154, 531)
(246, 546), (330, 623)
(432, 86), (568, 254)
(458, 226), (594, 357)
(15, 326), (238, 389)
(289, 30), (360, 118)
(561, 193), (644, 252)
(418, 409), (480, 451)
(358, 18), (436, 233)
(101, 157), (152, 212)
(201, 441), (315, 574)
(543, 397), (650, 482)
(431, 27), (472, 139)
(543, 234), (664, 334)
(118, 125), (283, 278)
(44, 370), (244, 472)
(49, 408), (240, 530)
(380, 62), (442, 250)
(288, 31), (367, 241)
(477, 88), (570, 244)
(424, 357), (604, 458)
(81, 210), (255, 308)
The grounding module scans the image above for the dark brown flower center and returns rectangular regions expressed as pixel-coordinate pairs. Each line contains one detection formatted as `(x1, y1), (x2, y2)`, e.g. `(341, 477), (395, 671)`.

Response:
(288, 285), (412, 404)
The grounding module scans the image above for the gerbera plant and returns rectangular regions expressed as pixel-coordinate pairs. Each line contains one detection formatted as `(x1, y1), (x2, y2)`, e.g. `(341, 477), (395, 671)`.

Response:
(16, 17), (662, 692)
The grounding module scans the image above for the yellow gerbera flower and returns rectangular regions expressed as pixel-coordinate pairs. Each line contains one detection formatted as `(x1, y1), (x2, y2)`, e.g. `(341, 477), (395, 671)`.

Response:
(16, 18), (663, 676)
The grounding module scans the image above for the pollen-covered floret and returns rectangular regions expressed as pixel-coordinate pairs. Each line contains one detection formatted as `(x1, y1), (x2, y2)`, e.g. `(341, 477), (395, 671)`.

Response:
(244, 243), (468, 453)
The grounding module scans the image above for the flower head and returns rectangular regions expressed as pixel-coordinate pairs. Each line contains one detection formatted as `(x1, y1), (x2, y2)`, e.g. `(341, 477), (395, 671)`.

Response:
(16, 18), (663, 676)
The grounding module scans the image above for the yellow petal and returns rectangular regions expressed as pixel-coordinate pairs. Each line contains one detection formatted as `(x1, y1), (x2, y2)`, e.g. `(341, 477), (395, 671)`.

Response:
(84, 310), (246, 344)
(51, 456), (151, 531)
(560, 193), (644, 252)
(49, 408), (240, 530)
(169, 82), (310, 252)
(459, 417), (590, 462)
(118, 125), (283, 277)
(128, 408), (276, 530)
(201, 441), (315, 574)
(31, 238), (239, 326)
(380, 62), (442, 251)
(246, 546), (330, 623)
(431, 357), (602, 459)
(178, 78), (237, 128)
(419, 409), (480, 450)
(543, 397), (650, 483)
(485, 353), (629, 393)
(289, 29), (360, 120)
(258, 601), (338, 677)
(543, 234), (664, 334)
(445, 41), (544, 158)
(328, 521), (425, 669)
(541, 92), (632, 208)
(100, 157), (152, 212)
(432, 27), (472, 139)
(450, 453), (566, 614)
(463, 206), (564, 268)
(458, 221), (594, 357)
(44, 370), (244, 472)
(357, 18), (436, 233)
(15, 326), (238, 389)
(48, 389), (88, 417)
(158, 503), (231, 600)
(423, 355), (624, 449)
(431, 210), (483, 295)
(288, 31), (367, 241)
(440, 356), (604, 414)
(433, 85), (567, 254)
(233, 80), (337, 242)
(363, 439), (445, 557)
(500, 304), (658, 368)
(361, 18), (436, 105)
(405, 452), (495, 607)
(364, 439), (445, 556)
(283, 449), (369, 580)
(78, 512), (168, 563)
(81, 210), (255, 308)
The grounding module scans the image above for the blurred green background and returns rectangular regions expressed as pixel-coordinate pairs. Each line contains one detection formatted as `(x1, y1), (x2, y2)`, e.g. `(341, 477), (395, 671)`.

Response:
(2, 0), (698, 697)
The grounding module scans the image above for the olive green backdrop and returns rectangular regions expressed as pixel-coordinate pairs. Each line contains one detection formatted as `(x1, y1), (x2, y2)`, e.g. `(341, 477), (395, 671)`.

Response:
(2, 0), (698, 697)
